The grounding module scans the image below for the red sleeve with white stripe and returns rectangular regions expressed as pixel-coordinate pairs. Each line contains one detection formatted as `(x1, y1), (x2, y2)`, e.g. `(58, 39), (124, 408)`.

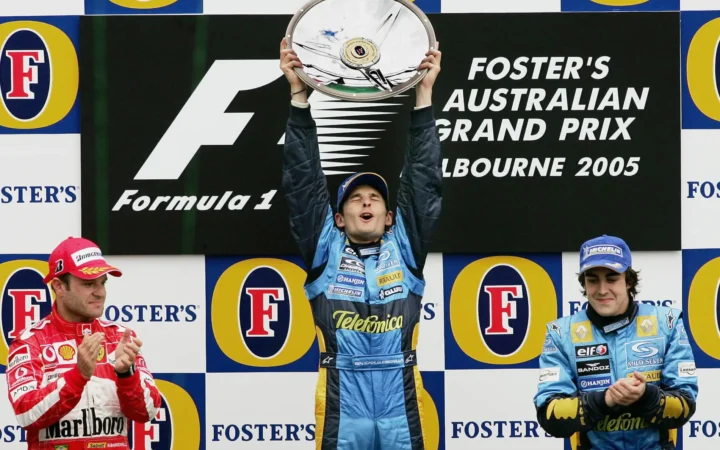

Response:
(116, 347), (161, 423)
(6, 338), (88, 431)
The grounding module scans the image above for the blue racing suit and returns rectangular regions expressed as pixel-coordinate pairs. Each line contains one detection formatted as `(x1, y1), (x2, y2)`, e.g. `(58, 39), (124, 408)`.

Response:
(534, 301), (698, 450)
(282, 102), (442, 449)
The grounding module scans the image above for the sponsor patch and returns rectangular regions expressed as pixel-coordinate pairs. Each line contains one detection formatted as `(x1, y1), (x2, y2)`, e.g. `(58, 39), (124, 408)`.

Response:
(87, 443), (107, 449)
(678, 323), (690, 346)
(538, 367), (560, 383)
(71, 247), (105, 265)
(328, 284), (363, 298)
(379, 285), (403, 299)
(603, 317), (630, 333)
(339, 256), (364, 275)
(377, 270), (402, 286)
(637, 315), (658, 337)
(8, 345), (31, 370)
(140, 373), (156, 387)
(97, 345), (107, 363)
(42, 370), (64, 387)
(376, 258), (400, 272)
(679, 361), (696, 378)
(549, 323), (561, 337)
(57, 343), (77, 362)
(10, 380), (36, 401)
(630, 370), (661, 383)
(579, 375), (612, 391)
(335, 273), (365, 287)
(575, 343), (609, 359)
(542, 335), (558, 353)
(571, 320), (593, 343)
(626, 338), (665, 369)
(358, 246), (379, 257)
(576, 359), (611, 376)
(582, 244), (622, 259)
(7, 366), (34, 388)
(665, 309), (676, 330)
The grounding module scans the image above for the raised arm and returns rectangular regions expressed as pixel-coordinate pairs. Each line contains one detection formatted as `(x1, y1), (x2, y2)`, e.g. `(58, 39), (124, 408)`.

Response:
(280, 38), (332, 272)
(395, 45), (443, 273)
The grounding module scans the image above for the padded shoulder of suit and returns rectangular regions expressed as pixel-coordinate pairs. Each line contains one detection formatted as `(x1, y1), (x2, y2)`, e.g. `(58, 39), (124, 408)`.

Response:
(636, 303), (683, 334)
(97, 318), (131, 335)
(545, 310), (588, 334)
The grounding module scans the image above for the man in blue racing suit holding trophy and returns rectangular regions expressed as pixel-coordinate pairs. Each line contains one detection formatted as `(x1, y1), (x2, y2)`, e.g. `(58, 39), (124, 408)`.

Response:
(279, 37), (443, 450)
(534, 235), (698, 449)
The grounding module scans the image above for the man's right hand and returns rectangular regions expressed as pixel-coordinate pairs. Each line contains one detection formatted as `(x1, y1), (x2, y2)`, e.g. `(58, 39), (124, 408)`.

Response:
(280, 37), (307, 102)
(604, 374), (646, 407)
(77, 332), (104, 379)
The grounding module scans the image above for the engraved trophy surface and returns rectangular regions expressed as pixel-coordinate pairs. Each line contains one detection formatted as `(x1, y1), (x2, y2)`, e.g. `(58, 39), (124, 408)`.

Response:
(286, 0), (437, 101)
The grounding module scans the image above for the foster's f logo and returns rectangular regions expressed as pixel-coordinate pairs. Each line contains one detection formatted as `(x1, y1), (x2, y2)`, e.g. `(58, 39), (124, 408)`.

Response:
(245, 288), (284, 337)
(0, 259), (54, 368)
(5, 48), (44, 100)
(449, 256), (558, 366)
(9, 288), (47, 340)
(484, 285), (520, 335)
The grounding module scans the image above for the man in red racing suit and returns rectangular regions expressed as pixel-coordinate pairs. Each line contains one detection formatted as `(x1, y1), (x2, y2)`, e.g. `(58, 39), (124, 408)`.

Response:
(5, 237), (162, 449)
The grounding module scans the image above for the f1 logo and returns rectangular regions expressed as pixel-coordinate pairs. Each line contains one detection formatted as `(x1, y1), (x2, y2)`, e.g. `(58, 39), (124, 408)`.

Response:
(245, 288), (284, 337)
(134, 60), (281, 180)
(484, 285), (520, 335)
(5, 49), (44, 100)
(8, 289), (47, 340)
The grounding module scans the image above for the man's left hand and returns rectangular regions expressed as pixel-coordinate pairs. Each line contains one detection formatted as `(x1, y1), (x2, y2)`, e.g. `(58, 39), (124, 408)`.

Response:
(114, 328), (142, 374)
(608, 371), (647, 406)
(416, 42), (441, 106)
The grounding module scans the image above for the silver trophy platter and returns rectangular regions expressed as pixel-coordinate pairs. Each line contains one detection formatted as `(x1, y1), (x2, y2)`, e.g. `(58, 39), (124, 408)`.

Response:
(286, 0), (437, 101)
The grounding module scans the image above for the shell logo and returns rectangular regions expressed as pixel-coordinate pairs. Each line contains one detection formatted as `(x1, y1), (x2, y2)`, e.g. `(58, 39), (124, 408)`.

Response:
(58, 344), (75, 361)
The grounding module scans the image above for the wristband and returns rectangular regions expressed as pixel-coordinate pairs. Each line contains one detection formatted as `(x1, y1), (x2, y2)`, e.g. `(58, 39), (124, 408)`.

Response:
(115, 364), (135, 378)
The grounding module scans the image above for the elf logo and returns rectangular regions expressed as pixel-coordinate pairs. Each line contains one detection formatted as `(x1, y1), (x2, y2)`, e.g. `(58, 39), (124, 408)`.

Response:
(576, 344), (608, 359)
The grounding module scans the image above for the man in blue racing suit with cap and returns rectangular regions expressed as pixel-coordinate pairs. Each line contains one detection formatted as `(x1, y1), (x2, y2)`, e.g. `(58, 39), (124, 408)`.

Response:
(534, 235), (698, 450)
(279, 38), (443, 450)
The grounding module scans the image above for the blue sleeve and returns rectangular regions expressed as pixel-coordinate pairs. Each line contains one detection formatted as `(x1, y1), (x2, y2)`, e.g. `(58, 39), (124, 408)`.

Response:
(534, 324), (613, 438)
(281, 104), (333, 272)
(629, 312), (698, 428)
(394, 106), (443, 274)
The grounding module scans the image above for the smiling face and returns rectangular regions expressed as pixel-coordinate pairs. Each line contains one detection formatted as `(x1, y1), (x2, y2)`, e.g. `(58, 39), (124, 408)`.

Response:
(335, 185), (392, 244)
(582, 267), (631, 317)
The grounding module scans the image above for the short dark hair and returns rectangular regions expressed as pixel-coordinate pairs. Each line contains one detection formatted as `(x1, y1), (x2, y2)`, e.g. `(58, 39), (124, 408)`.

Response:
(50, 273), (72, 295)
(577, 268), (640, 300)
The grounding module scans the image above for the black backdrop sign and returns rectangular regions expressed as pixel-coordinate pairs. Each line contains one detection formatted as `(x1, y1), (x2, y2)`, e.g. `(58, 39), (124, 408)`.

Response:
(80, 12), (680, 255)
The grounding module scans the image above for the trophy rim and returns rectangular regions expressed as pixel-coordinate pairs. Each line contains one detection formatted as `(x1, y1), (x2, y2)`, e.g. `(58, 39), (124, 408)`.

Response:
(285, 0), (437, 102)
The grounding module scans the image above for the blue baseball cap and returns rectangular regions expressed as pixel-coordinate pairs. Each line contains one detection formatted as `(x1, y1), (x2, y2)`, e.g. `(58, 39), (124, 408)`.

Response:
(578, 235), (632, 274)
(336, 172), (389, 211)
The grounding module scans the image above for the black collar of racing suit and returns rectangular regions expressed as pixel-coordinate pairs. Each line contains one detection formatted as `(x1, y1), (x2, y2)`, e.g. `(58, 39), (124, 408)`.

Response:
(586, 300), (639, 334)
(345, 239), (382, 258)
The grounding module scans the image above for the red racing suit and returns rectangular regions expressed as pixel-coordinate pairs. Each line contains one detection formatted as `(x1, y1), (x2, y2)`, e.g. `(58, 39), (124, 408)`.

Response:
(5, 304), (162, 449)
